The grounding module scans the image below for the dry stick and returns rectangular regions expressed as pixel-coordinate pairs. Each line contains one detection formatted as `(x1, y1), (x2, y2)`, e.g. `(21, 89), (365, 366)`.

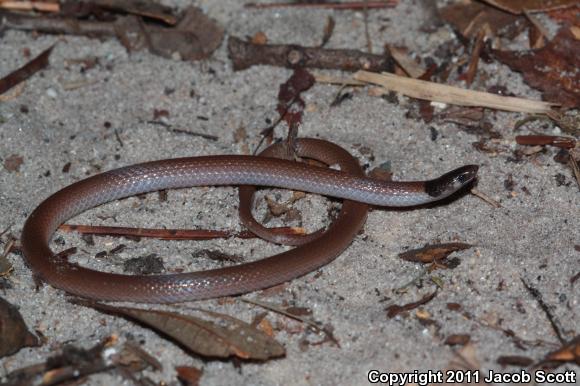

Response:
(465, 27), (487, 86)
(242, 298), (323, 333)
(569, 150), (580, 192)
(470, 188), (502, 208)
(0, 1), (59, 12)
(520, 278), (566, 345)
(314, 74), (366, 86)
(228, 36), (395, 72)
(0, 44), (54, 95)
(0, 11), (117, 36)
(245, 1), (398, 9)
(353, 71), (556, 114)
(363, 0), (372, 53)
(523, 10), (550, 41)
(59, 224), (304, 240)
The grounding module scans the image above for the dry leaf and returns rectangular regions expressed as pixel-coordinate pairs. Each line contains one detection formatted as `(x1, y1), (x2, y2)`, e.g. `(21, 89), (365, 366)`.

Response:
(516, 135), (576, 149)
(445, 334), (471, 346)
(115, 6), (223, 61)
(175, 366), (203, 386)
(438, 2), (525, 39)
(251, 31), (268, 45)
(0, 297), (40, 358)
(496, 355), (534, 367)
(540, 335), (580, 365)
(480, 0), (578, 14)
(398, 243), (473, 264)
(3, 154), (24, 172)
(277, 67), (315, 130)
(385, 291), (437, 318)
(492, 28), (580, 108)
(61, 0), (177, 24)
(78, 302), (285, 360)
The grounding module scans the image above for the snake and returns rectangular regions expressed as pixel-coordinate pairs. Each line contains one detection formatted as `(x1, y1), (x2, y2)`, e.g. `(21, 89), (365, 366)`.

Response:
(20, 138), (478, 303)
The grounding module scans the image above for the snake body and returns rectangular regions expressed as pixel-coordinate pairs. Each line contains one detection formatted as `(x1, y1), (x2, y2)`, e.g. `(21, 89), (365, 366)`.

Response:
(21, 138), (478, 303)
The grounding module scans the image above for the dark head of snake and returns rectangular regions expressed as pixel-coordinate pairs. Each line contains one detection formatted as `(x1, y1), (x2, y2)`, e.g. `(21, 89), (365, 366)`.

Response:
(425, 165), (479, 199)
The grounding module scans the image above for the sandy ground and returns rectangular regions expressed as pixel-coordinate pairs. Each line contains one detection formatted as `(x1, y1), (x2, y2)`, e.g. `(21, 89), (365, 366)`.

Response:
(0, 1), (578, 385)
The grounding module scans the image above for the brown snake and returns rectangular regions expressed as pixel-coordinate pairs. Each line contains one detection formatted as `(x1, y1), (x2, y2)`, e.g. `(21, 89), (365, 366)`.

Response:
(21, 138), (478, 303)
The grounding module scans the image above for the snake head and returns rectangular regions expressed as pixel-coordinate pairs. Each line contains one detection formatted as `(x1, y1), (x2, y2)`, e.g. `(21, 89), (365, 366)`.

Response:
(425, 165), (479, 198)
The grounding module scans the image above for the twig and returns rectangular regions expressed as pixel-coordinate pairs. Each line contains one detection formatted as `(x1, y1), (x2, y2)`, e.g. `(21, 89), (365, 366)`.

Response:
(363, 0), (372, 53)
(0, 44), (54, 95)
(353, 70), (556, 114)
(59, 224), (304, 240)
(0, 11), (116, 36)
(0, 0), (59, 12)
(242, 298), (321, 332)
(520, 278), (566, 344)
(569, 149), (580, 192)
(314, 73), (366, 86)
(470, 188), (501, 208)
(465, 27), (487, 86)
(228, 36), (395, 72)
(245, 1), (397, 10)
(169, 128), (218, 141)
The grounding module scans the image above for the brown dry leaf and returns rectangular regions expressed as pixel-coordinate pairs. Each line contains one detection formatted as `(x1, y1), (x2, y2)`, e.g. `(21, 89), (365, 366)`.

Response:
(0, 297), (40, 358)
(547, 7), (580, 24)
(388, 46), (425, 78)
(516, 135), (576, 149)
(320, 15), (335, 47)
(3, 154), (24, 172)
(277, 67), (315, 130)
(61, 0), (177, 24)
(385, 291), (438, 318)
(438, 1), (525, 39)
(116, 6), (223, 61)
(118, 340), (163, 371)
(175, 366), (203, 386)
(481, 0), (578, 14)
(540, 335), (580, 365)
(445, 334), (471, 346)
(440, 106), (485, 127)
(398, 243), (473, 264)
(257, 317), (275, 338)
(96, 0), (176, 24)
(492, 28), (579, 108)
(265, 195), (292, 216)
(441, 343), (485, 386)
(496, 355), (535, 367)
(79, 302), (285, 360)
(251, 31), (268, 45)
(243, 299), (317, 328)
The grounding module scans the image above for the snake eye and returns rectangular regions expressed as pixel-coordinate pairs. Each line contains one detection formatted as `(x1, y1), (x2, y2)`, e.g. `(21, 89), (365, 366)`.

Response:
(454, 165), (479, 185)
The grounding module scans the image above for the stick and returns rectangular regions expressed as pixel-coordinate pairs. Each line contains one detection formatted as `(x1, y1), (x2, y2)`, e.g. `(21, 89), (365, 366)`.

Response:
(353, 70), (556, 114)
(228, 36), (395, 72)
